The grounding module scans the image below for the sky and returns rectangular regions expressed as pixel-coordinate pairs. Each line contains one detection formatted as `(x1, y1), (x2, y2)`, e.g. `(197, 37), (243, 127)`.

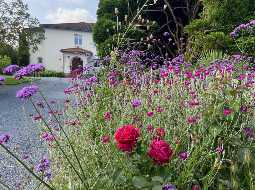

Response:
(24, 0), (100, 24)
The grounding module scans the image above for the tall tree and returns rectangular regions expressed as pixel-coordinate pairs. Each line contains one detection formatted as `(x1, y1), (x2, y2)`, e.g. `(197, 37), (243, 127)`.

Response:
(0, 0), (44, 63)
(94, 0), (201, 58)
(185, 0), (255, 58)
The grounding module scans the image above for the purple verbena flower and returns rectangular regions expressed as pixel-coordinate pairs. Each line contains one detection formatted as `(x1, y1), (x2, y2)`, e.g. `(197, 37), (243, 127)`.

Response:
(178, 151), (189, 161)
(15, 67), (32, 80)
(27, 63), (45, 73)
(16, 85), (39, 99)
(131, 99), (142, 108)
(163, 184), (177, 190)
(3, 65), (20, 75)
(0, 134), (10, 144)
(35, 156), (50, 173)
(243, 127), (254, 139)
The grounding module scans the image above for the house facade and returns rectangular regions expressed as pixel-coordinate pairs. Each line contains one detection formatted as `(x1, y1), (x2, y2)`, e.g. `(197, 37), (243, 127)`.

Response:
(30, 22), (97, 74)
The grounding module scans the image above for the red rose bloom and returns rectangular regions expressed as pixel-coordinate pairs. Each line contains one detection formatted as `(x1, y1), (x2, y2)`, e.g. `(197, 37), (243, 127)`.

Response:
(114, 124), (140, 152)
(148, 140), (173, 165)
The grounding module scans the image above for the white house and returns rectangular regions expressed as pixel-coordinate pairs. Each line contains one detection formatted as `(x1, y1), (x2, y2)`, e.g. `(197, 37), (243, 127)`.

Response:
(30, 22), (98, 74)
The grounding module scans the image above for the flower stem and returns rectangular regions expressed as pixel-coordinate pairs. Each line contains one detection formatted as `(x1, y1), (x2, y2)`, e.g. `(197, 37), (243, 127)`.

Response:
(30, 99), (86, 186)
(39, 91), (87, 184)
(0, 144), (54, 190)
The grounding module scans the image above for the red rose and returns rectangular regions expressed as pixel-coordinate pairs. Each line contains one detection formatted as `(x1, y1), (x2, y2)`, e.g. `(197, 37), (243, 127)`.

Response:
(114, 124), (140, 152)
(148, 140), (173, 165)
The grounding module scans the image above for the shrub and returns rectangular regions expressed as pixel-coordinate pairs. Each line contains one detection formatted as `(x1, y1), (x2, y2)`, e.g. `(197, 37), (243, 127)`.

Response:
(39, 70), (65, 78)
(0, 55), (11, 72)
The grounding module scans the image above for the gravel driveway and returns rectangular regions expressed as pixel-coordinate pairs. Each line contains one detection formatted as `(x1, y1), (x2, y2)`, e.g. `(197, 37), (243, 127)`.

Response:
(0, 78), (70, 190)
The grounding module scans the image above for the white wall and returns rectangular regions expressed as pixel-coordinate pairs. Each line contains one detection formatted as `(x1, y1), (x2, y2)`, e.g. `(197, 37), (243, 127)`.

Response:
(30, 28), (97, 73)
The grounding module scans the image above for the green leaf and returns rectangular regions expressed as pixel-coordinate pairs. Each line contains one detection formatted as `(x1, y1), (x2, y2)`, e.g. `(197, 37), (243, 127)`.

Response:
(151, 176), (163, 183)
(152, 185), (162, 190)
(112, 169), (122, 183)
(132, 176), (149, 189)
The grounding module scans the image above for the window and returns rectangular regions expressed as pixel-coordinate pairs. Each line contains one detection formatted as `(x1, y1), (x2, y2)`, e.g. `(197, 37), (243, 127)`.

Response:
(38, 57), (43, 63)
(74, 34), (82, 47)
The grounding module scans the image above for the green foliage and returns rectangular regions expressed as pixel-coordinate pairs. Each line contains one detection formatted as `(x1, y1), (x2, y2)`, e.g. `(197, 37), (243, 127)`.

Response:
(0, 55), (11, 70)
(93, 19), (116, 45)
(197, 50), (226, 66)
(0, 0), (44, 50)
(0, 43), (18, 64)
(18, 33), (30, 67)
(0, 75), (35, 85)
(38, 54), (255, 190)
(39, 70), (65, 78)
(185, 0), (255, 58)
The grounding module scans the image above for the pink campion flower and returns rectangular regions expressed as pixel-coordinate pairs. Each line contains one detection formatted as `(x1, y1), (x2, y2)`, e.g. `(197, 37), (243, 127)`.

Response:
(188, 99), (200, 107)
(103, 112), (112, 121)
(155, 127), (166, 139)
(147, 111), (154, 117)
(192, 185), (201, 190)
(168, 65), (174, 73)
(33, 115), (42, 121)
(215, 146), (224, 154)
(238, 74), (246, 81)
(223, 108), (232, 116)
(184, 80), (191, 86)
(146, 124), (154, 133)
(160, 69), (169, 78)
(101, 135), (110, 144)
(185, 71), (194, 79)
(156, 106), (164, 113)
(187, 116), (199, 125)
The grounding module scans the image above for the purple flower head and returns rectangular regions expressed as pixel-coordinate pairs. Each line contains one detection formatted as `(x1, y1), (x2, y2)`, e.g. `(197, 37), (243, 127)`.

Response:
(215, 146), (224, 154)
(0, 76), (5, 84)
(85, 76), (98, 86)
(41, 132), (55, 142)
(230, 19), (255, 39)
(131, 99), (142, 108)
(35, 156), (50, 173)
(243, 127), (254, 139)
(27, 63), (45, 73)
(16, 85), (39, 100)
(163, 184), (177, 190)
(3, 65), (20, 75)
(15, 67), (32, 80)
(0, 134), (10, 144)
(178, 151), (189, 161)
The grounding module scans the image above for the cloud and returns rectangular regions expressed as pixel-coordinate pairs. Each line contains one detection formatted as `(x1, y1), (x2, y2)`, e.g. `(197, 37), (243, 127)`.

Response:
(45, 8), (96, 23)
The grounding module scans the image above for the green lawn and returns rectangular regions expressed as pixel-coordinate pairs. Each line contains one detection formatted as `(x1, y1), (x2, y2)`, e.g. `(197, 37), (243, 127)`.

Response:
(0, 75), (38, 85)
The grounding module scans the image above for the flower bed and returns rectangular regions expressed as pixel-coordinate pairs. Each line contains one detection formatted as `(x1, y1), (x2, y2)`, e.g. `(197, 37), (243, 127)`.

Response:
(17, 52), (253, 190)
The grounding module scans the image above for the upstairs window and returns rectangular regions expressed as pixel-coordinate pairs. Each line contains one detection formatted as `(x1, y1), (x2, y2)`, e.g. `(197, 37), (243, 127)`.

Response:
(38, 57), (43, 63)
(74, 34), (82, 47)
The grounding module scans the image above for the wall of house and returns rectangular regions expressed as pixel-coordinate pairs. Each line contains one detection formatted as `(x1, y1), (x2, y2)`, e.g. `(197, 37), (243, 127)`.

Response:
(30, 28), (97, 73)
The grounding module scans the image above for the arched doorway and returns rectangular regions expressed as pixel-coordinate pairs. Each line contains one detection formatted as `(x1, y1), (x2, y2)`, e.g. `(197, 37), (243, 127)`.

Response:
(71, 57), (83, 72)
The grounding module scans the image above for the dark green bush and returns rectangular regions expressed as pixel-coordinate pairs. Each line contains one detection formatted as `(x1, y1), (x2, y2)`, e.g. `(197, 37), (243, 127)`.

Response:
(39, 70), (65, 78)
